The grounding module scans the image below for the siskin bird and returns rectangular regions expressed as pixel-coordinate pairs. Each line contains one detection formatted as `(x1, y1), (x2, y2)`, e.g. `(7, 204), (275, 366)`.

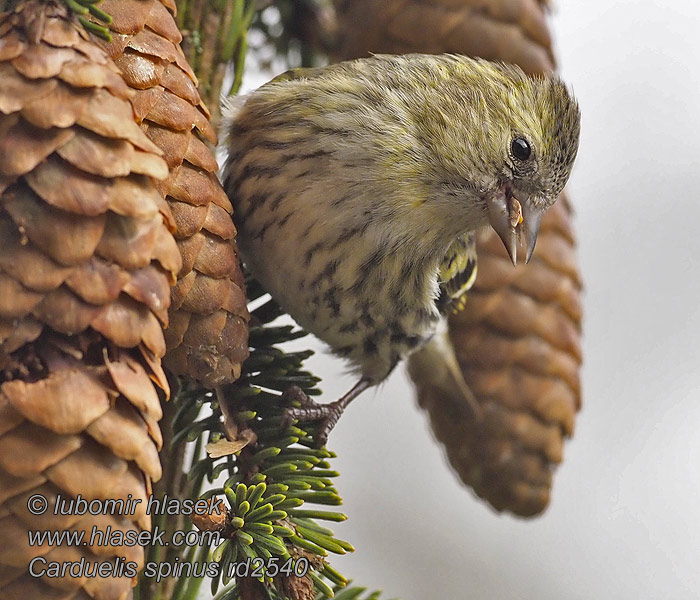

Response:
(221, 53), (580, 445)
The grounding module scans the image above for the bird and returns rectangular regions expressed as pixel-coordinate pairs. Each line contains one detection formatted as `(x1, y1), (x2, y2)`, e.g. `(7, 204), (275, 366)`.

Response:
(220, 53), (580, 446)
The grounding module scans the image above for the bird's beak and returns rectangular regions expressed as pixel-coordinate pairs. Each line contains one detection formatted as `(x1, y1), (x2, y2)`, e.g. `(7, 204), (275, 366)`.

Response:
(486, 189), (518, 265)
(520, 197), (543, 264)
(486, 188), (544, 266)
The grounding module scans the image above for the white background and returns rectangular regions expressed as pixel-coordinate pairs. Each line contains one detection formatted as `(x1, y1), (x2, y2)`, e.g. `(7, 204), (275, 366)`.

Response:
(230, 3), (700, 599)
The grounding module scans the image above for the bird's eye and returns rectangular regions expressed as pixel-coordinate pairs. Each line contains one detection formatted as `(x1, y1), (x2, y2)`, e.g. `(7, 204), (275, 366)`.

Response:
(511, 137), (532, 161)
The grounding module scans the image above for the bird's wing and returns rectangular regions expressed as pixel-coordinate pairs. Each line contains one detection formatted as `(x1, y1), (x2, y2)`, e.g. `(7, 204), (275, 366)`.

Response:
(437, 233), (478, 314)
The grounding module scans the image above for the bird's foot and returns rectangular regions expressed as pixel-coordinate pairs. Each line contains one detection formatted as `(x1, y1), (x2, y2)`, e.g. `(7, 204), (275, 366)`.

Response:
(280, 386), (344, 447)
(281, 379), (371, 447)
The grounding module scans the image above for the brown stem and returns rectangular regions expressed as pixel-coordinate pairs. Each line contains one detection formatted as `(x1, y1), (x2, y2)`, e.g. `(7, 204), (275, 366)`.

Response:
(198, 11), (219, 102)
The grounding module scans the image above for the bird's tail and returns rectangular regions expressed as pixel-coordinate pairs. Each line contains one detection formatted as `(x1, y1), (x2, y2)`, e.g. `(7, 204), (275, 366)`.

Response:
(408, 324), (482, 419)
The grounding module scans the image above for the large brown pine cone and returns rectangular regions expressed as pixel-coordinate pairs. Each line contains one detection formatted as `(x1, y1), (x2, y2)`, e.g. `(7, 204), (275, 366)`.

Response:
(96, 0), (250, 388)
(334, 0), (555, 74)
(335, 0), (583, 516)
(0, 1), (181, 597)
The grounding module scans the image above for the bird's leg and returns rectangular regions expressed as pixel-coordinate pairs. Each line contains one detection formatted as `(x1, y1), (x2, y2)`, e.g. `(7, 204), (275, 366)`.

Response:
(282, 379), (372, 447)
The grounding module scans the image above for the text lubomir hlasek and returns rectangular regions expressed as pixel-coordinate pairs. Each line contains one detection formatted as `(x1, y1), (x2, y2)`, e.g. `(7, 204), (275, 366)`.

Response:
(51, 493), (225, 516)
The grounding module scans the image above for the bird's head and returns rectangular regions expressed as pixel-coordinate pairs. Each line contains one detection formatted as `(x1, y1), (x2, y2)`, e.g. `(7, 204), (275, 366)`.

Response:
(413, 56), (581, 265)
(480, 64), (580, 264)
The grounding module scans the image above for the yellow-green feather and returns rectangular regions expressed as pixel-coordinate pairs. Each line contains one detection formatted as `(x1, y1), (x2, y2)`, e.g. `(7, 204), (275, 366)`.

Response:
(438, 235), (478, 314)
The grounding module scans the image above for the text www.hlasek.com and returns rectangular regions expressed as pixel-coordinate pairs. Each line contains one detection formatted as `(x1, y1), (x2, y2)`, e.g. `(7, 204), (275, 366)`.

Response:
(27, 525), (219, 550)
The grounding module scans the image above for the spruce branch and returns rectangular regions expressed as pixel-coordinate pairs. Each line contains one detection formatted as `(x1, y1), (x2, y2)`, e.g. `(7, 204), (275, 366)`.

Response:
(169, 280), (369, 600)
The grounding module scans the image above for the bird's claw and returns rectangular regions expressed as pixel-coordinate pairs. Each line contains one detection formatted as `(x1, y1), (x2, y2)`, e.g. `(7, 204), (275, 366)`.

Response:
(281, 384), (310, 406)
(280, 385), (309, 429)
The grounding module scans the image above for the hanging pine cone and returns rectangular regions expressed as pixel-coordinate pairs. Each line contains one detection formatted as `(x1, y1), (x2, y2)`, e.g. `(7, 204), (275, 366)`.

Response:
(0, 1), (181, 597)
(334, 0), (555, 74)
(95, 0), (250, 388)
(334, 0), (583, 516)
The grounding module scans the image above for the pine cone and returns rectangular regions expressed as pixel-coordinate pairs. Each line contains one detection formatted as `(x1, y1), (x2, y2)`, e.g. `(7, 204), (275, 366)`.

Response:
(333, 0), (555, 74)
(0, 1), (181, 597)
(335, 0), (583, 516)
(96, 0), (250, 388)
